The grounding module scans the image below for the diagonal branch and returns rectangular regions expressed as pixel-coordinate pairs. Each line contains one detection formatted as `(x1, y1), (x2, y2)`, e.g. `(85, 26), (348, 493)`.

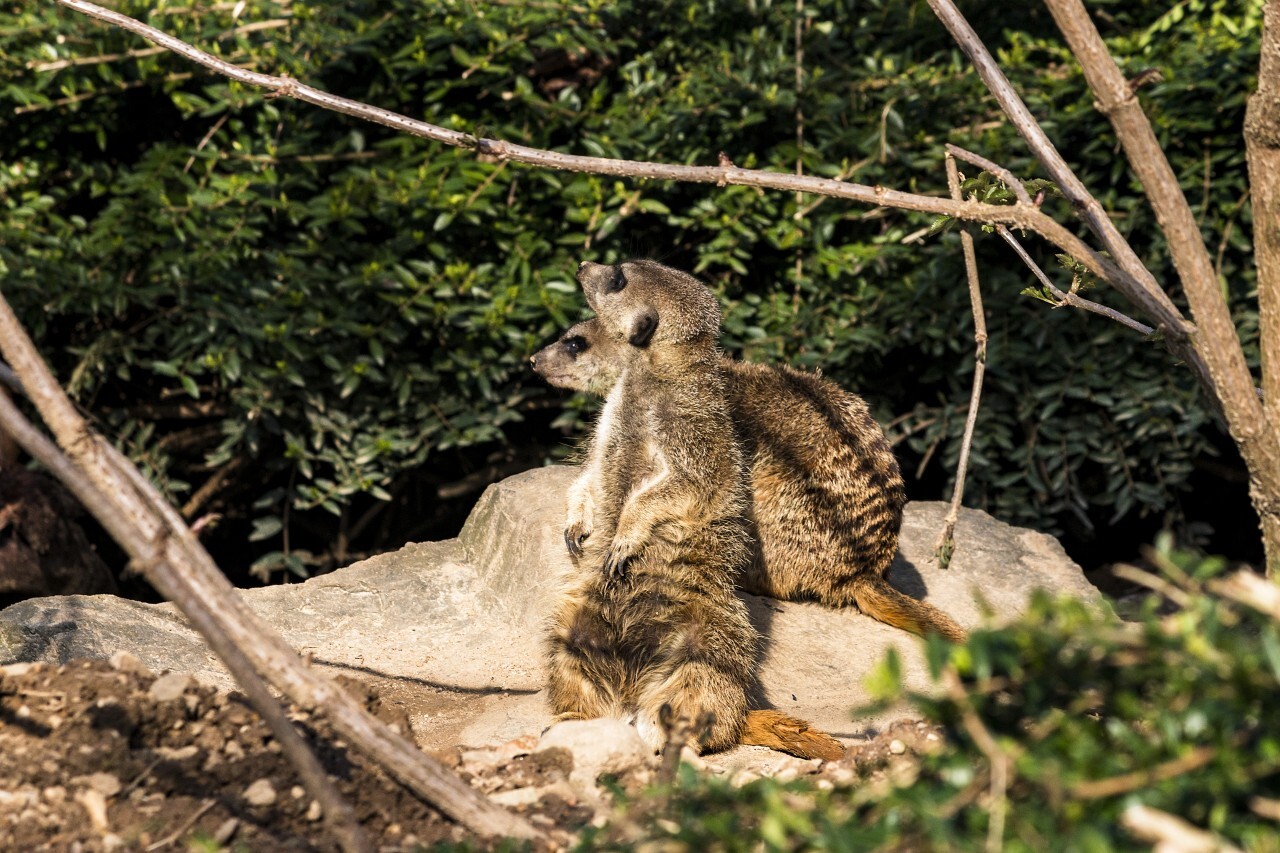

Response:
(995, 226), (1155, 336)
(925, 0), (1222, 409)
(0, 290), (541, 841)
(0, 392), (372, 853)
(1040, 0), (1280, 567)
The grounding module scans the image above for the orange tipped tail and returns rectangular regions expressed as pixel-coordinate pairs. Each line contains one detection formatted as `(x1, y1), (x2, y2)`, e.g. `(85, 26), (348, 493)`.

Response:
(850, 576), (968, 643)
(740, 709), (844, 761)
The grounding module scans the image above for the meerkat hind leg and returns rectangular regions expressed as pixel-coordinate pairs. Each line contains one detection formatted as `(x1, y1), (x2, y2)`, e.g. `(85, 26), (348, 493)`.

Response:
(546, 607), (628, 721)
(633, 659), (748, 754)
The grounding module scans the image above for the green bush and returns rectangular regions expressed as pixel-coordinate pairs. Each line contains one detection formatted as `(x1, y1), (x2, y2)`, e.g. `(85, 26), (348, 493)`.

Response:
(588, 543), (1280, 850)
(0, 0), (1263, 574)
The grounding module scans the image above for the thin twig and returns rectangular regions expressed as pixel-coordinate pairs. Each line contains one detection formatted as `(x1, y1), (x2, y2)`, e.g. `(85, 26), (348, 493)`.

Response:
(1210, 570), (1280, 621)
(181, 454), (246, 519)
(183, 113), (229, 174)
(1069, 746), (1216, 800)
(944, 670), (1009, 853)
(994, 225), (1155, 335)
(935, 153), (988, 570)
(146, 798), (217, 850)
(945, 144), (1032, 205)
(1121, 804), (1244, 853)
(1110, 563), (1192, 608)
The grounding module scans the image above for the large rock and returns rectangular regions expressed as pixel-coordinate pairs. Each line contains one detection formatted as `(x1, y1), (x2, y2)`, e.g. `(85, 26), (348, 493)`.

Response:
(0, 465), (1099, 757)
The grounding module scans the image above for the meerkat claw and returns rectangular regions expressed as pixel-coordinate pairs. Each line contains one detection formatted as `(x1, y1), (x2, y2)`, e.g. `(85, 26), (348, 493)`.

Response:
(564, 524), (588, 557)
(603, 549), (628, 583)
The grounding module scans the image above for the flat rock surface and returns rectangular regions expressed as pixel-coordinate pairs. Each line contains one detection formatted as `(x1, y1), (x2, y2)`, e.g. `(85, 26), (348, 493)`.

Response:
(0, 465), (1099, 767)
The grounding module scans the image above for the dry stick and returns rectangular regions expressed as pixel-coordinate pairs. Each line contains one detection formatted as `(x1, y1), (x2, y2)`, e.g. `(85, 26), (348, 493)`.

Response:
(0, 294), (541, 842)
(924, 0), (1220, 408)
(0, 392), (371, 853)
(1121, 804), (1245, 853)
(1068, 746), (1216, 800)
(935, 154), (988, 570)
(1041, 0), (1280, 570)
(49, 0), (1133, 304)
(995, 225), (1155, 336)
(944, 670), (1010, 853)
(1210, 569), (1280, 621)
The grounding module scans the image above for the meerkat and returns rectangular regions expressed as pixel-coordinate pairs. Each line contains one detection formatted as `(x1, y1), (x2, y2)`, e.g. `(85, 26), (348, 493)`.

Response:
(531, 288), (966, 644)
(541, 260), (842, 760)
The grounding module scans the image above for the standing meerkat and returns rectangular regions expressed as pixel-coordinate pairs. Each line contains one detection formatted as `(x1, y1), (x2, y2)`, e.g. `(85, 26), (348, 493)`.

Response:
(531, 282), (966, 644)
(543, 260), (842, 759)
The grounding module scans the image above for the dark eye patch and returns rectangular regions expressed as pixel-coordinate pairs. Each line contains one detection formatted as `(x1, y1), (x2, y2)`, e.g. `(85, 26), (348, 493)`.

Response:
(604, 267), (627, 294)
(562, 335), (588, 355)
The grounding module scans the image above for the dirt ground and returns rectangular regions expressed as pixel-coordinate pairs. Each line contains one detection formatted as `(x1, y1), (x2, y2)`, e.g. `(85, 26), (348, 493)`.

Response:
(0, 659), (939, 851)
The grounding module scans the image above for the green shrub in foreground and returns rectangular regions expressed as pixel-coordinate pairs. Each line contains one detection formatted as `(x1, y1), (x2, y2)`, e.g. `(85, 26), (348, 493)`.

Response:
(593, 543), (1280, 851)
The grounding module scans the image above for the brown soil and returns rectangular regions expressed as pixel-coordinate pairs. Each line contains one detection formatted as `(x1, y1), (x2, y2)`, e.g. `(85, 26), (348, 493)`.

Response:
(0, 658), (938, 851)
(0, 659), (588, 851)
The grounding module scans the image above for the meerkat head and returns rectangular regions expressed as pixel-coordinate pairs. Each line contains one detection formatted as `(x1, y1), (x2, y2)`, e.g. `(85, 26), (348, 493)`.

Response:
(575, 259), (721, 349)
(529, 319), (626, 396)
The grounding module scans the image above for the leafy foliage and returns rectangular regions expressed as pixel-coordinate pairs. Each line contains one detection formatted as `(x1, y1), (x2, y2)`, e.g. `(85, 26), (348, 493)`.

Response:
(0, 0), (1264, 573)
(590, 544), (1280, 850)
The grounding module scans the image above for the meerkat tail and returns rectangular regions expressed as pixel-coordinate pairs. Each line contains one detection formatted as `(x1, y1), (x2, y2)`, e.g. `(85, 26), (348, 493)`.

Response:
(848, 576), (968, 643)
(739, 710), (844, 761)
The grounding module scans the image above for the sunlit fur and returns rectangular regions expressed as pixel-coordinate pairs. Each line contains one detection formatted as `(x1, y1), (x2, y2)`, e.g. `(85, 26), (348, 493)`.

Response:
(532, 307), (966, 644)
(544, 260), (755, 753)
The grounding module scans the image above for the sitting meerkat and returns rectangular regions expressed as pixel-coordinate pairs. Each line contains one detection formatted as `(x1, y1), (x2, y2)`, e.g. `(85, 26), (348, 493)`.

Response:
(531, 294), (965, 644)
(542, 259), (841, 759)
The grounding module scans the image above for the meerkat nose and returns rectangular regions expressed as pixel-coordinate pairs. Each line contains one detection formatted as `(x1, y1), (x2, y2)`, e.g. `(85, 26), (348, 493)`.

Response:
(529, 353), (539, 368)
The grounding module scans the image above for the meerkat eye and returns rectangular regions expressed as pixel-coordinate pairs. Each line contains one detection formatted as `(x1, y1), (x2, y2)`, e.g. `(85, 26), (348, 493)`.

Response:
(604, 267), (627, 294)
(562, 335), (588, 355)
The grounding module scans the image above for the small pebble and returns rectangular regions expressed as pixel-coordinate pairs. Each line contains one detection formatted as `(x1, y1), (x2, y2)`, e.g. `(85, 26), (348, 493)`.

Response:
(148, 673), (192, 703)
(108, 651), (152, 678)
(306, 799), (323, 822)
(291, 786), (305, 800)
(243, 779), (277, 807)
(87, 773), (122, 798)
(888, 739), (906, 755)
(213, 817), (240, 845)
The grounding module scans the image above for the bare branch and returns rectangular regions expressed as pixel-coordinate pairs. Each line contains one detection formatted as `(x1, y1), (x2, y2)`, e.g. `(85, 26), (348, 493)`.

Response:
(936, 153), (988, 570)
(925, 0), (1191, 337)
(994, 225), (1155, 336)
(1210, 569), (1280, 621)
(49, 0), (1150, 305)
(944, 670), (1011, 852)
(0, 291), (541, 841)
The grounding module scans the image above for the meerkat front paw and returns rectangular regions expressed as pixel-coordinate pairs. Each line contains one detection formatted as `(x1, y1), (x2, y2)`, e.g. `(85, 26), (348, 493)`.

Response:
(564, 522), (590, 557)
(603, 536), (642, 582)
(564, 498), (594, 557)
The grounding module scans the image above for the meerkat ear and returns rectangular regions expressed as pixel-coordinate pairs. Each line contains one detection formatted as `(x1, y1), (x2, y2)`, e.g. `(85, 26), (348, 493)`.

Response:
(628, 308), (659, 347)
